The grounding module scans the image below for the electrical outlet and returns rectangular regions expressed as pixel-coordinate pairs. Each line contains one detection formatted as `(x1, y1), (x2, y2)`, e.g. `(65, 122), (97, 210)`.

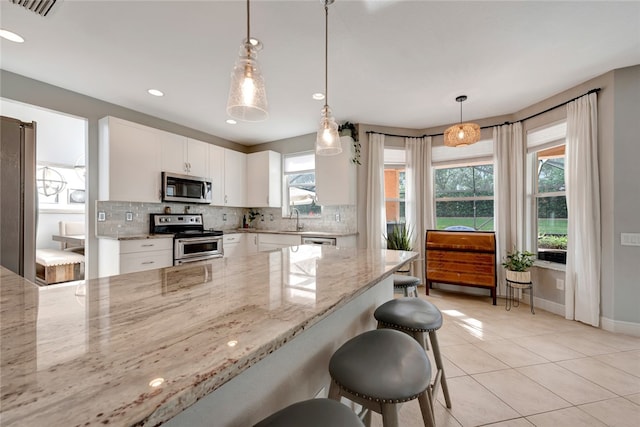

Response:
(335, 213), (341, 222)
(98, 211), (106, 222)
(621, 233), (640, 246)
(223, 213), (227, 221)
(270, 214), (274, 221)
(556, 279), (564, 290)
(125, 212), (133, 221)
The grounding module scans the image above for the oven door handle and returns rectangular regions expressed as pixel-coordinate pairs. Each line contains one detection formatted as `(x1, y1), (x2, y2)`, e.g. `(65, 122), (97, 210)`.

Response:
(175, 236), (222, 244)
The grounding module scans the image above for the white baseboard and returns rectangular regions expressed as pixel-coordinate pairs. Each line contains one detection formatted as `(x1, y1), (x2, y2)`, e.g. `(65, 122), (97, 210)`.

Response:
(601, 316), (640, 337)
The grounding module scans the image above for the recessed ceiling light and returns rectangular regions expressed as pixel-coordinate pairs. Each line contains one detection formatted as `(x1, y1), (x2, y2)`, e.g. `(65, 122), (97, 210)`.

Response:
(226, 119), (237, 125)
(147, 89), (164, 97)
(0, 29), (25, 43)
(312, 93), (325, 100)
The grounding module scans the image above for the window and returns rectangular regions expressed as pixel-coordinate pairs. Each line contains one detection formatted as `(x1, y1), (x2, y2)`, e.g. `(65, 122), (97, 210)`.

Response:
(384, 148), (406, 234)
(282, 152), (321, 217)
(533, 144), (567, 263)
(434, 164), (494, 231)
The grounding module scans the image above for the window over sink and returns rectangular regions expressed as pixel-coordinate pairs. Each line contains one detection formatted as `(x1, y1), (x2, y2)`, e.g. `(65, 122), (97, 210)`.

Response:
(282, 151), (322, 217)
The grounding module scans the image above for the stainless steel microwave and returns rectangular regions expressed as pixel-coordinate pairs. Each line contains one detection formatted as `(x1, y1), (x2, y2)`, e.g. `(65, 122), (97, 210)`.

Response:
(162, 172), (212, 204)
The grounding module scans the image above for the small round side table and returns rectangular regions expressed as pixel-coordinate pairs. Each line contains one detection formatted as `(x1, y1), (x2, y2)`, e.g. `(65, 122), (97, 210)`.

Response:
(505, 279), (535, 314)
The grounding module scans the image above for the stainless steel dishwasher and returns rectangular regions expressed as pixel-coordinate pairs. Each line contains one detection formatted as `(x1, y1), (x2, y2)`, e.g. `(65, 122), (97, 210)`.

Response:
(302, 236), (336, 246)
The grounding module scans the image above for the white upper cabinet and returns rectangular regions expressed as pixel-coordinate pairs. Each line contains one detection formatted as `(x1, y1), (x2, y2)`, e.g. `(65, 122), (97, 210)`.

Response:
(162, 134), (209, 178)
(315, 137), (356, 205)
(98, 116), (162, 203)
(223, 149), (247, 207)
(209, 144), (225, 206)
(247, 150), (282, 208)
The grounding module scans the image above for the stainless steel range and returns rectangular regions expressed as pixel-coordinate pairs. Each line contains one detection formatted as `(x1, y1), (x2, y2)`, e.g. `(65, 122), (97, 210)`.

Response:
(150, 214), (223, 265)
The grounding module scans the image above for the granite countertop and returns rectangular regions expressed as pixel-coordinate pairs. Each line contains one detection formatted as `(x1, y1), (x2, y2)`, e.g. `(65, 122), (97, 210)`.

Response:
(0, 246), (416, 426)
(230, 229), (358, 237)
(96, 233), (174, 240)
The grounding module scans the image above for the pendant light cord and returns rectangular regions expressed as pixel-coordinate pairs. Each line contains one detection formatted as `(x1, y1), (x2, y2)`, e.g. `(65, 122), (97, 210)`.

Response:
(324, 1), (329, 108)
(246, 0), (250, 41)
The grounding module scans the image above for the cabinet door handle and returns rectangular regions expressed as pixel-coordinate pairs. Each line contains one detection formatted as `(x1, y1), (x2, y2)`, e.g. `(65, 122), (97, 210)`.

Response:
(141, 261), (155, 265)
(225, 195), (228, 204)
(141, 244), (154, 247)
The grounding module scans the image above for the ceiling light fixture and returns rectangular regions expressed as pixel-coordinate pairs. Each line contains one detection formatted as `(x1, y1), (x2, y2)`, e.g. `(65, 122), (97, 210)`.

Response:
(226, 0), (268, 122)
(147, 89), (164, 97)
(0, 29), (25, 43)
(444, 95), (481, 147)
(226, 119), (237, 125)
(315, 0), (341, 156)
(312, 92), (325, 101)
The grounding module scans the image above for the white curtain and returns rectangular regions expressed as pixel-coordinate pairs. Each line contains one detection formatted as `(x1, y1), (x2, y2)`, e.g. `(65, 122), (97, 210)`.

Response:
(565, 92), (600, 326)
(366, 133), (387, 249)
(493, 122), (525, 295)
(405, 136), (433, 283)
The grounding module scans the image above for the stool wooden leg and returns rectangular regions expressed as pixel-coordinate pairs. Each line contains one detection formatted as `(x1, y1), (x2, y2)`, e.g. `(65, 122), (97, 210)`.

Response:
(417, 390), (436, 427)
(380, 403), (399, 427)
(429, 330), (451, 409)
(328, 380), (341, 401)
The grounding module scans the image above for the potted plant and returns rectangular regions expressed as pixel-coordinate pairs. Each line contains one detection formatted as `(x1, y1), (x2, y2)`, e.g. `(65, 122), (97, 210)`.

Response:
(385, 224), (413, 251)
(502, 248), (535, 283)
(385, 224), (413, 273)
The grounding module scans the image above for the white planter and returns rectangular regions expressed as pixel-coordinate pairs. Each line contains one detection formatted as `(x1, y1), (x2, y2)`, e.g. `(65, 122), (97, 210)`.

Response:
(506, 269), (531, 284)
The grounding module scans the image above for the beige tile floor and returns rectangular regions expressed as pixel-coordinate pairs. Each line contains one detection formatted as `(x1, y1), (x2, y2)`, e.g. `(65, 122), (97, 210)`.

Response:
(369, 289), (640, 427)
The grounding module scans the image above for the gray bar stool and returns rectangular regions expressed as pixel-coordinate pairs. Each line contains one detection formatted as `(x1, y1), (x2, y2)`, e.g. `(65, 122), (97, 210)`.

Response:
(374, 297), (452, 410)
(328, 329), (435, 427)
(254, 398), (364, 427)
(393, 274), (420, 297)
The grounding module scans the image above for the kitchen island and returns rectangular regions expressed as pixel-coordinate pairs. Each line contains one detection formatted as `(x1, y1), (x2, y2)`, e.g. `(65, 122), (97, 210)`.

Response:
(0, 245), (416, 426)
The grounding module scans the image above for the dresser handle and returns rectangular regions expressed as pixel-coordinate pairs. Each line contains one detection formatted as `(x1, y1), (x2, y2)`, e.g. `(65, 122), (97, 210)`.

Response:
(141, 261), (155, 265)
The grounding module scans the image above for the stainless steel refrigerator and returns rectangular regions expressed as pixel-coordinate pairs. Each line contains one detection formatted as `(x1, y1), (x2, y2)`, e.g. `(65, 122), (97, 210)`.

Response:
(1, 116), (37, 282)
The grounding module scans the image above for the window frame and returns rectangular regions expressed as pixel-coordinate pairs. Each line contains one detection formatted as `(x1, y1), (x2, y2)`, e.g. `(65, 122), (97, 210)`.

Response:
(433, 162), (495, 231)
(281, 151), (321, 218)
(384, 148), (407, 227)
(526, 121), (568, 264)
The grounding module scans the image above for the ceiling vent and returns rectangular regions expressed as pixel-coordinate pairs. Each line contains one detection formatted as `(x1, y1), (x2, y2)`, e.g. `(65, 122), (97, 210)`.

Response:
(10, 0), (60, 17)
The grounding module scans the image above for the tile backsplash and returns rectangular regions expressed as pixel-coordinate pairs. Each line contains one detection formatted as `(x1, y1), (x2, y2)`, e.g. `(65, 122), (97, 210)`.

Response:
(96, 201), (356, 237)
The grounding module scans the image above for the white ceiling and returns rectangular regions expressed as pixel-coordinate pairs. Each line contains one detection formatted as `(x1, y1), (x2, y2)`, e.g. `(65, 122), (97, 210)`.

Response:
(1, 1), (639, 145)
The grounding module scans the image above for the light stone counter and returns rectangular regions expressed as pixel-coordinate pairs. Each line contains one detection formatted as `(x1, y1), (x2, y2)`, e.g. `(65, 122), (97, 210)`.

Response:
(0, 246), (417, 426)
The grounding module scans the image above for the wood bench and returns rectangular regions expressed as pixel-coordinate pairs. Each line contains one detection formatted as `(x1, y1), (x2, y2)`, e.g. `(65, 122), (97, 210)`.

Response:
(35, 249), (85, 285)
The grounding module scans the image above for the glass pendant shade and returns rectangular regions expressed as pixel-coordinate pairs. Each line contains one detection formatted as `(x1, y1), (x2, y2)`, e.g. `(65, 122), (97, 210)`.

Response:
(227, 43), (268, 122)
(444, 122), (481, 147)
(316, 105), (342, 155)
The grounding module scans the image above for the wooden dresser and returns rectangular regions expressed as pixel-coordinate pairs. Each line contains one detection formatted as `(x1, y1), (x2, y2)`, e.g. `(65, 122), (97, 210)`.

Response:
(425, 230), (497, 305)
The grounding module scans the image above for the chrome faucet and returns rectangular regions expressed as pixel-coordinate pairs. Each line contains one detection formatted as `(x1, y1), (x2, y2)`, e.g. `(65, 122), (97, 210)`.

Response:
(290, 208), (303, 231)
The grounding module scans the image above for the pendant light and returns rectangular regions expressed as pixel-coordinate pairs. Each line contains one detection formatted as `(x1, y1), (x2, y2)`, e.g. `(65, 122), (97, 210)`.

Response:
(227, 0), (268, 122)
(444, 95), (481, 147)
(316, 0), (342, 156)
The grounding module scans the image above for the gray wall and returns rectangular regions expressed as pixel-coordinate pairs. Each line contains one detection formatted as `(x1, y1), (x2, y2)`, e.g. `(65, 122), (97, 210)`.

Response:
(613, 66), (640, 324)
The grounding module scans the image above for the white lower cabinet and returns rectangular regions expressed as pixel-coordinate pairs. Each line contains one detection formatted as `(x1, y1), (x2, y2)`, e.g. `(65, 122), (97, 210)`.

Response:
(98, 237), (173, 277)
(223, 233), (245, 258)
(336, 235), (357, 247)
(257, 234), (302, 252)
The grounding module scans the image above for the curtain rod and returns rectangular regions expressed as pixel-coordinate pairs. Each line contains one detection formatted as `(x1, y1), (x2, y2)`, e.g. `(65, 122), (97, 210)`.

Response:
(366, 88), (601, 139)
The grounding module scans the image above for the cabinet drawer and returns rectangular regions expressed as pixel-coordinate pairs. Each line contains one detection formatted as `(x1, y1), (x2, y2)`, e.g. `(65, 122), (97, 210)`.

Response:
(120, 251), (173, 274)
(223, 234), (242, 244)
(119, 238), (173, 254)
(258, 234), (301, 246)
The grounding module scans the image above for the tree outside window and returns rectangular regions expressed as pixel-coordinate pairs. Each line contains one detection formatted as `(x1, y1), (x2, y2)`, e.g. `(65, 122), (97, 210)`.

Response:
(434, 164), (494, 231)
